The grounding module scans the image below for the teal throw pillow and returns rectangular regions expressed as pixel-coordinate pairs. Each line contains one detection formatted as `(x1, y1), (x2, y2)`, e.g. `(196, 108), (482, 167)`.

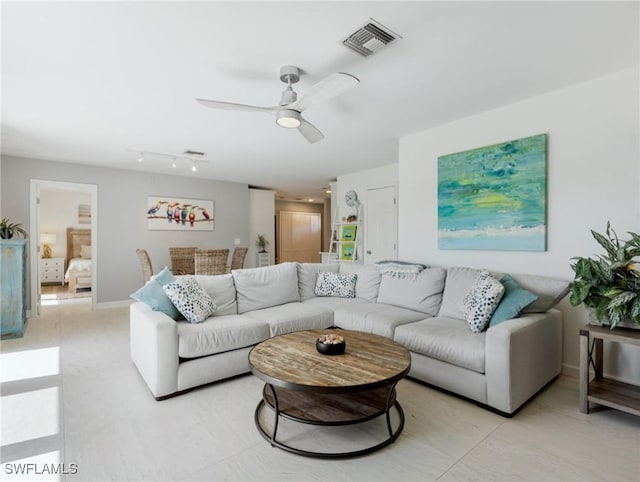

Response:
(154, 266), (175, 285)
(489, 274), (538, 327)
(130, 277), (181, 320)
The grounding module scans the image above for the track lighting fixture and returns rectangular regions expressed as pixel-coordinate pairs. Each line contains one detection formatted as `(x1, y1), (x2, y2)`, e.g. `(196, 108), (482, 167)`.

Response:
(130, 149), (208, 172)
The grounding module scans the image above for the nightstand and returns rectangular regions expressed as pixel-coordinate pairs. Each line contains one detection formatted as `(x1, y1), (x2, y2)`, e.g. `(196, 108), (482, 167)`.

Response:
(40, 257), (65, 285)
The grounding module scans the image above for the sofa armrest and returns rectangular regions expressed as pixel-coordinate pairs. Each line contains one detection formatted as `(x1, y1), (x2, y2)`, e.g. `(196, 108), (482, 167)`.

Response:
(130, 302), (179, 398)
(485, 309), (563, 414)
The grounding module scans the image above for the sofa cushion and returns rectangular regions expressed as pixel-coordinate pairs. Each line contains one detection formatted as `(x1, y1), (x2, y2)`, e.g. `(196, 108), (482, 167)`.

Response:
(463, 270), (505, 333)
(376, 267), (446, 315)
(163, 276), (217, 324)
(303, 297), (369, 311)
(334, 303), (428, 339)
(489, 274), (538, 327)
(177, 315), (270, 358)
(438, 267), (481, 320)
(394, 317), (486, 373)
(339, 264), (382, 302)
(298, 263), (340, 301)
(233, 262), (300, 314)
(509, 273), (570, 313)
(243, 302), (333, 336)
(194, 274), (237, 316)
(315, 272), (357, 298)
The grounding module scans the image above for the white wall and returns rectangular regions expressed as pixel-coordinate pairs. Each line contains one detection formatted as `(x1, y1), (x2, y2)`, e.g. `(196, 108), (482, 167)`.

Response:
(248, 189), (275, 268)
(399, 67), (640, 382)
(1, 156), (250, 304)
(337, 164), (399, 264)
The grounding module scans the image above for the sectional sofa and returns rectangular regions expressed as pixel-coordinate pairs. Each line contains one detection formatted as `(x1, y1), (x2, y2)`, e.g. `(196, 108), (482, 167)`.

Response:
(130, 262), (569, 415)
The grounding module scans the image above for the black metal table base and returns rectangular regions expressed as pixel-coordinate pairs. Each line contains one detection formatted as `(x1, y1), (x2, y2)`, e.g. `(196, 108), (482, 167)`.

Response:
(253, 383), (405, 458)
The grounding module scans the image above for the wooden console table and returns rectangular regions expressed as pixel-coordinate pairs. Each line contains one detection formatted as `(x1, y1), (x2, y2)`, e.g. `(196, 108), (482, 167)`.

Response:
(579, 324), (640, 416)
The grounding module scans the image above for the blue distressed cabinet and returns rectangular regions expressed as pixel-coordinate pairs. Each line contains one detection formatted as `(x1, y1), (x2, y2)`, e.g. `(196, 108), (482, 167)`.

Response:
(1, 239), (28, 338)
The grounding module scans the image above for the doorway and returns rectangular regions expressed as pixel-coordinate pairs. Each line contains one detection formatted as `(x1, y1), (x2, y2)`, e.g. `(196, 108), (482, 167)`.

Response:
(278, 211), (322, 263)
(29, 180), (98, 315)
(365, 186), (397, 264)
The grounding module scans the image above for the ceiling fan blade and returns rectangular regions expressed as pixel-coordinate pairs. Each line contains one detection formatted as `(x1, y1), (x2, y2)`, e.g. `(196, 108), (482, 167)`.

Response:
(298, 118), (324, 144)
(287, 72), (359, 112)
(196, 98), (278, 113)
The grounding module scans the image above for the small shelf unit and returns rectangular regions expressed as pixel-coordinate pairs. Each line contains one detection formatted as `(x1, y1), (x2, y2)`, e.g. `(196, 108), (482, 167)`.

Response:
(579, 324), (640, 417)
(328, 221), (360, 263)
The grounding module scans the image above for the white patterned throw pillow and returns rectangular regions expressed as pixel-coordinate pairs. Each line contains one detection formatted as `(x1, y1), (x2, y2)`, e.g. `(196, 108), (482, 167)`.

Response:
(163, 276), (217, 323)
(462, 270), (505, 333)
(314, 272), (357, 298)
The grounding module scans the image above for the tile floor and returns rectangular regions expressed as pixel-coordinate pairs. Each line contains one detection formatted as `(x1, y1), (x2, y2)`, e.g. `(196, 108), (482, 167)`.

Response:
(1, 301), (639, 481)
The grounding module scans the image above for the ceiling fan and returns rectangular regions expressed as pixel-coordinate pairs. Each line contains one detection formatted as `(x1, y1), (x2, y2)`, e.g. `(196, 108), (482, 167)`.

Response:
(196, 66), (359, 144)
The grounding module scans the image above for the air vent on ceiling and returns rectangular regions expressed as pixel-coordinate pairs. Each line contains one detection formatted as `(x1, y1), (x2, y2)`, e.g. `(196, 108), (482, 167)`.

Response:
(341, 18), (400, 57)
(183, 150), (205, 157)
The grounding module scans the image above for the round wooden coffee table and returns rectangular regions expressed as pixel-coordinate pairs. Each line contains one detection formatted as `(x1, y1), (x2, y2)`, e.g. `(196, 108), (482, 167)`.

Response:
(248, 329), (411, 458)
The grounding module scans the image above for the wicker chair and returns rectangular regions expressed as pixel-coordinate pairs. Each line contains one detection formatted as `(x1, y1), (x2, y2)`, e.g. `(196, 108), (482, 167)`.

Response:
(136, 249), (154, 283)
(229, 247), (248, 271)
(169, 247), (196, 275)
(194, 249), (229, 275)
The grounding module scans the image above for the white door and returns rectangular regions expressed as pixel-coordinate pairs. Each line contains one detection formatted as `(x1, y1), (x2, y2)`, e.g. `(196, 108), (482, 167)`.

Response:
(365, 186), (397, 264)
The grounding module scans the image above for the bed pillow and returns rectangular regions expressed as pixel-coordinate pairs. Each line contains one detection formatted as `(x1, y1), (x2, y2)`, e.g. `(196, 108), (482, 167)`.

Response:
(489, 274), (538, 327)
(163, 276), (217, 323)
(315, 272), (357, 298)
(80, 245), (91, 259)
(130, 278), (181, 320)
(462, 270), (505, 333)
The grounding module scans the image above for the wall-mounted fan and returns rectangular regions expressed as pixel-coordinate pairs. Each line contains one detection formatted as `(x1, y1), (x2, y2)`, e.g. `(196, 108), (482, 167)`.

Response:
(196, 66), (359, 144)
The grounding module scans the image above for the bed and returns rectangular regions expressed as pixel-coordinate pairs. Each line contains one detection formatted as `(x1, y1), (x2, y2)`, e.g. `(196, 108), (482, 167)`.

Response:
(65, 228), (92, 293)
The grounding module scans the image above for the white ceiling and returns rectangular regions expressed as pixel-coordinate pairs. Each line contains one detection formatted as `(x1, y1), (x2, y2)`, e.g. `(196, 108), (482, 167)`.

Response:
(2, 1), (638, 202)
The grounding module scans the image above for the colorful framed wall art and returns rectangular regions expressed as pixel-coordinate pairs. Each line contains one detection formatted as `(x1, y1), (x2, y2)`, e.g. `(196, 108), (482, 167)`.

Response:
(340, 242), (355, 261)
(438, 134), (547, 251)
(147, 196), (214, 231)
(341, 224), (357, 242)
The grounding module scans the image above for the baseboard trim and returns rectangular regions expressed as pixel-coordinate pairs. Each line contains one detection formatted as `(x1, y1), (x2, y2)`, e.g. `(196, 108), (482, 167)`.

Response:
(562, 363), (579, 379)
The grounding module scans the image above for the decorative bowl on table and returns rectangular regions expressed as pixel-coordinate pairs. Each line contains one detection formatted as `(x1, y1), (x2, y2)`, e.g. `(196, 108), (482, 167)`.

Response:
(316, 333), (346, 355)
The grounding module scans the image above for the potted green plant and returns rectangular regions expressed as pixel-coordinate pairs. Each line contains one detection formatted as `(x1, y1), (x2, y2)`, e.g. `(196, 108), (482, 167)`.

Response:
(569, 222), (640, 329)
(0, 217), (28, 240)
(256, 234), (269, 253)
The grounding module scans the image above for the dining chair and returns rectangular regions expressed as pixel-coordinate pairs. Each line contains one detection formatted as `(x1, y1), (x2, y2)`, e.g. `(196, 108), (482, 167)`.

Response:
(229, 247), (248, 271)
(194, 248), (229, 275)
(169, 247), (196, 275)
(136, 249), (154, 283)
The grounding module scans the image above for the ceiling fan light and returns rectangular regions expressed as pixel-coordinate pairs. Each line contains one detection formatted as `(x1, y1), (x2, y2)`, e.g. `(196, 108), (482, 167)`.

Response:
(276, 109), (301, 128)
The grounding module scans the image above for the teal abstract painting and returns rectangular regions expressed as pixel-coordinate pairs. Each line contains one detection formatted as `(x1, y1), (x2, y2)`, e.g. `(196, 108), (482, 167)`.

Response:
(438, 134), (547, 251)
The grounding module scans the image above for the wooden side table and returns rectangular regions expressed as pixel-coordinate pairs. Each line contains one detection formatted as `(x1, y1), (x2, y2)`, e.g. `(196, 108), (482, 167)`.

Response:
(579, 324), (640, 416)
